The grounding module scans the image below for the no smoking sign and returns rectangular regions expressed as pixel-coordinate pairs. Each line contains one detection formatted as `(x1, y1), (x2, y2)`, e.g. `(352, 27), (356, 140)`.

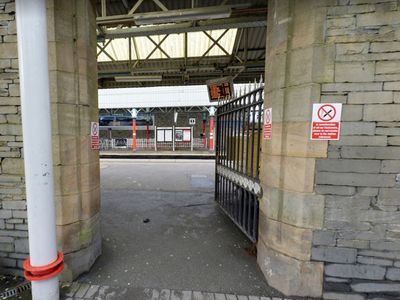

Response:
(318, 104), (336, 121)
(311, 103), (342, 140)
(91, 122), (100, 150)
(263, 108), (272, 140)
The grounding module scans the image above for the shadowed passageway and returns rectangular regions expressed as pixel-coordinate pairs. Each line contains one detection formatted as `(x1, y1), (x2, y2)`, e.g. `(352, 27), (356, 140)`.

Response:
(78, 159), (281, 297)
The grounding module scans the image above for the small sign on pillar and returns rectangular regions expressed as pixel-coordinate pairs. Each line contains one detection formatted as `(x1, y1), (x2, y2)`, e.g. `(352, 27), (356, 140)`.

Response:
(311, 103), (342, 140)
(263, 108), (272, 140)
(91, 122), (100, 150)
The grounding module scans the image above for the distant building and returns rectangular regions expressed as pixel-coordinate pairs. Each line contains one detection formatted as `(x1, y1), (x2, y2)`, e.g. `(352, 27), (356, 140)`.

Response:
(98, 85), (222, 150)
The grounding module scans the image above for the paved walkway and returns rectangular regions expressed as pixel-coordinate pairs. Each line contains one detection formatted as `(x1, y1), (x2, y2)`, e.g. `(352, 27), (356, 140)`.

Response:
(62, 283), (301, 300)
(78, 159), (278, 297)
(100, 151), (215, 159)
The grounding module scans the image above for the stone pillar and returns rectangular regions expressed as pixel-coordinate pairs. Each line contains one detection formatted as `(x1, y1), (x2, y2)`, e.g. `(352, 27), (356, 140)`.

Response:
(47, 0), (101, 281)
(258, 0), (329, 297)
(0, 0), (100, 280)
(259, 0), (400, 299)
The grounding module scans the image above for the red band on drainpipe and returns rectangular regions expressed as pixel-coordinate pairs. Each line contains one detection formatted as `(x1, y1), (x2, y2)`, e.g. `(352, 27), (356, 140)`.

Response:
(23, 251), (64, 281)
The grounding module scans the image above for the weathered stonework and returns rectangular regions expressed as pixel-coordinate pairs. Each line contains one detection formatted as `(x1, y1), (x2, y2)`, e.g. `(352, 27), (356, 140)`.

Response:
(260, 0), (400, 299)
(0, 0), (100, 280)
(0, 0), (26, 277)
(258, 0), (327, 297)
(314, 1), (400, 298)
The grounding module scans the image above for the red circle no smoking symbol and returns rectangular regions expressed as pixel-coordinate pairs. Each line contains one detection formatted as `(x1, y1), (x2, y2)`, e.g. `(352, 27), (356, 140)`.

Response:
(265, 109), (271, 124)
(92, 123), (98, 135)
(317, 104), (336, 121)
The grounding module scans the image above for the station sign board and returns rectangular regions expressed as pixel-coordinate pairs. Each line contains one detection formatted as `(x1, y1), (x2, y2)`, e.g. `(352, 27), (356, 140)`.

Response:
(311, 103), (342, 140)
(206, 77), (234, 102)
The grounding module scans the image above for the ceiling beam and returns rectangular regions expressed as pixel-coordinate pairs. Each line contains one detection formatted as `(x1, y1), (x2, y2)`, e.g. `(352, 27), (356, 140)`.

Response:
(97, 39), (112, 58)
(97, 42), (115, 61)
(101, 0), (106, 17)
(196, 29), (229, 64)
(98, 16), (266, 39)
(98, 60), (265, 78)
(99, 74), (264, 88)
(202, 31), (230, 56)
(128, 0), (144, 15)
(143, 34), (169, 60)
(96, 4), (251, 26)
(147, 36), (170, 59)
(121, 0), (129, 10)
(152, 0), (168, 12)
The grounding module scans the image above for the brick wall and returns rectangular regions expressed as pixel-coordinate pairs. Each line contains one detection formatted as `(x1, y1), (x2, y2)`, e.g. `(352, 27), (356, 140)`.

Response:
(260, 0), (400, 298)
(0, 0), (26, 276)
(0, 0), (101, 279)
(313, 1), (400, 298)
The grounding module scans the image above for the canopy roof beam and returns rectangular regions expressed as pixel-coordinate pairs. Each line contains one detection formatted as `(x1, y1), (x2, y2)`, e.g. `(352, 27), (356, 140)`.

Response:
(147, 36), (170, 59)
(98, 16), (265, 40)
(153, 0), (168, 12)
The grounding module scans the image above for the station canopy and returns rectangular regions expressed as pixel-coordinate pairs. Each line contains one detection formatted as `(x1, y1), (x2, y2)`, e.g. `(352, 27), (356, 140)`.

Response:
(99, 83), (249, 109)
(96, 0), (267, 88)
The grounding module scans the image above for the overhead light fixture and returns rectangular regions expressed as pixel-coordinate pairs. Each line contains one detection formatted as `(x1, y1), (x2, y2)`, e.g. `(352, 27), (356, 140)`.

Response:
(114, 75), (162, 82)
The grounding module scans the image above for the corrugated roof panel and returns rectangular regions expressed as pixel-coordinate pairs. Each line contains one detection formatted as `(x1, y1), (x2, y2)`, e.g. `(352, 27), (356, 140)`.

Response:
(98, 29), (237, 62)
(98, 38), (136, 61)
(187, 29), (237, 57)
(99, 85), (211, 108)
(155, 33), (184, 58)
(98, 83), (248, 108)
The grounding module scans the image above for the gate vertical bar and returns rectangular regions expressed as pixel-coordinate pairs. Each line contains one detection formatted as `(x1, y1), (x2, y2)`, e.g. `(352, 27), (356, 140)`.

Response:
(215, 85), (263, 243)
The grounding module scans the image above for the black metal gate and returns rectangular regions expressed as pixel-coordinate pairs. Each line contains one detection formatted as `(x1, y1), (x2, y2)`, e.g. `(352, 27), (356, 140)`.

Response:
(215, 86), (264, 242)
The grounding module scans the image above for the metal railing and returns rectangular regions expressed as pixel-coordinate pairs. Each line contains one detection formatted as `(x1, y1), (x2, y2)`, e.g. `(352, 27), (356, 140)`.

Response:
(100, 138), (208, 152)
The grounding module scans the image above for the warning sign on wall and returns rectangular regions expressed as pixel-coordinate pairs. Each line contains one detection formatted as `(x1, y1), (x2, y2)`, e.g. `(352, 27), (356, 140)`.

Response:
(311, 103), (342, 140)
(91, 122), (100, 150)
(263, 108), (272, 140)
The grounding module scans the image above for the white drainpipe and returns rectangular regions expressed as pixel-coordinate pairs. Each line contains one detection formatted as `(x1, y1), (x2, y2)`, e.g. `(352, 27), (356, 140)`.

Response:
(16, 0), (62, 299)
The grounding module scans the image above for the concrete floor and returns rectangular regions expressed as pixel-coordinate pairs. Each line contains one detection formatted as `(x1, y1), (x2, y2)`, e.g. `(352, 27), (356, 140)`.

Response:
(78, 159), (282, 297)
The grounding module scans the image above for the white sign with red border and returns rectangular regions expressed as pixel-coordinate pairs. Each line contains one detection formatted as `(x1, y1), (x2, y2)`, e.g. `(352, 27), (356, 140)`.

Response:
(311, 103), (342, 140)
(91, 122), (100, 150)
(263, 108), (272, 140)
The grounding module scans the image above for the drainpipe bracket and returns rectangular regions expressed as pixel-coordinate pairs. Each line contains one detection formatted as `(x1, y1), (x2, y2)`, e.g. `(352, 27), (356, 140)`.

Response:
(23, 251), (64, 282)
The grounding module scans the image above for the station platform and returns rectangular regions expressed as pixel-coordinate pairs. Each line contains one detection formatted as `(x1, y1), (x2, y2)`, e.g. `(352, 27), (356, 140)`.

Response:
(100, 151), (215, 159)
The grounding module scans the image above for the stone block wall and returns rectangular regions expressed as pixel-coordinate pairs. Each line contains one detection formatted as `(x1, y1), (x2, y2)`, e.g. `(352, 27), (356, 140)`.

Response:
(0, 0), (26, 276)
(313, 1), (400, 299)
(260, 0), (400, 299)
(0, 0), (101, 280)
